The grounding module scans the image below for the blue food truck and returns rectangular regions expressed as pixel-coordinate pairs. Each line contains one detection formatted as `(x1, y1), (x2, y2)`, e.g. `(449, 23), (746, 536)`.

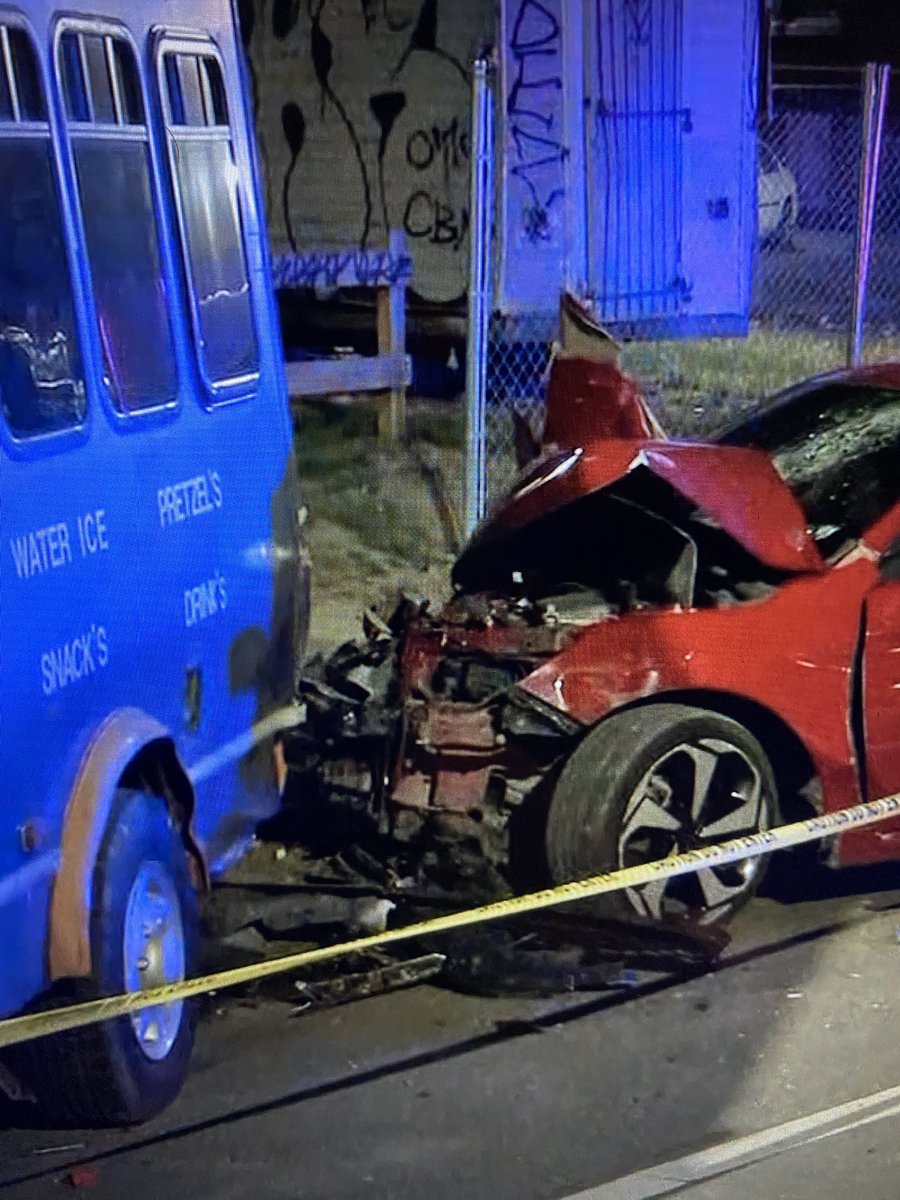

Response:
(0, 0), (309, 1122)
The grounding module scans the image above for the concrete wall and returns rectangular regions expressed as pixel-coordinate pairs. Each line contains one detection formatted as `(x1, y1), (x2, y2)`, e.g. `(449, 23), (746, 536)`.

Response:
(242, 0), (494, 305)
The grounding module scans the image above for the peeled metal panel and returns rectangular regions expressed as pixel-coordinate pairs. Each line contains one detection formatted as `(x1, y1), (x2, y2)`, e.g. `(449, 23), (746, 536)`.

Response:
(590, 0), (687, 324)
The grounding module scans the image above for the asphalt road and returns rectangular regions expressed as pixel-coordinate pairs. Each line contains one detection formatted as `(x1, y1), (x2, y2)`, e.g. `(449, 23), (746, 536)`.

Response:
(0, 862), (897, 1200)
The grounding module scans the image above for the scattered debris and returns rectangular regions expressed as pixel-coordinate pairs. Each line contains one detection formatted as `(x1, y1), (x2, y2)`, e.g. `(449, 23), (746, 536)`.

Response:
(865, 890), (900, 913)
(211, 829), (728, 1011)
(32, 1143), (86, 1157)
(258, 894), (395, 938)
(436, 926), (624, 998)
(204, 884), (395, 942)
(291, 954), (446, 1012)
(214, 925), (271, 961)
(64, 1164), (100, 1190)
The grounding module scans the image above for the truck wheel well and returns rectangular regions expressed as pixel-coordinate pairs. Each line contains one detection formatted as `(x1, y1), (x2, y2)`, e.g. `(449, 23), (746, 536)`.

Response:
(118, 739), (207, 889)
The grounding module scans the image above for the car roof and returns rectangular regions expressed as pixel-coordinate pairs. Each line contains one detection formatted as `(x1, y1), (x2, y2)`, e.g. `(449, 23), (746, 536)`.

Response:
(715, 360), (900, 443)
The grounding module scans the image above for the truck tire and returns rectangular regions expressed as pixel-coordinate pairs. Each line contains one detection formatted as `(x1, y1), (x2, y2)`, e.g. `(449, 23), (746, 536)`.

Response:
(19, 789), (199, 1126)
(545, 704), (777, 927)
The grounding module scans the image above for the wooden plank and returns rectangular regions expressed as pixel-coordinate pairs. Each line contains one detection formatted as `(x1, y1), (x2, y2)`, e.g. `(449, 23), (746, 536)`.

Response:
(375, 229), (409, 441)
(283, 352), (411, 398)
(276, 231), (410, 441)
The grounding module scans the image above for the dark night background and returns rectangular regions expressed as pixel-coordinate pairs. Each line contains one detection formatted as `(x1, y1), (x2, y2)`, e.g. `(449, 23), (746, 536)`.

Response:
(772, 1), (900, 69)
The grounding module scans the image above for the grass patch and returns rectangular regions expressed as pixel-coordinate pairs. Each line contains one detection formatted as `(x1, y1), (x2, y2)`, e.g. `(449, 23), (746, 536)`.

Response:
(293, 398), (464, 601)
(292, 404), (374, 479)
(407, 403), (466, 450)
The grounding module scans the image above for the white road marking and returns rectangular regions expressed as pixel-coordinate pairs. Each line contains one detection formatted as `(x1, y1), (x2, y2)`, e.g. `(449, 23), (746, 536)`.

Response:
(560, 1083), (900, 1199)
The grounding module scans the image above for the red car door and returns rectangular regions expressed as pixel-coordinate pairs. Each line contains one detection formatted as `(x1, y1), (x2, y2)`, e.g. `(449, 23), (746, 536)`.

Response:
(851, 535), (900, 864)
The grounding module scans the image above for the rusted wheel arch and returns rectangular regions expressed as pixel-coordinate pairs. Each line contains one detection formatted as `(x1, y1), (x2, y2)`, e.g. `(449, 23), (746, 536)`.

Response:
(48, 709), (202, 982)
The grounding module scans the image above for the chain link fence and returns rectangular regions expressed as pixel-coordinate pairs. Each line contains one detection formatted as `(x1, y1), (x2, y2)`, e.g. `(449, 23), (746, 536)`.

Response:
(754, 87), (864, 336)
(869, 118), (900, 347)
(752, 83), (900, 352)
(485, 311), (557, 501)
(483, 78), (900, 506)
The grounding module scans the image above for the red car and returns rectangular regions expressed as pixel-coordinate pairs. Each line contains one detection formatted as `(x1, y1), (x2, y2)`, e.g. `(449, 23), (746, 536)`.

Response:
(299, 359), (900, 927)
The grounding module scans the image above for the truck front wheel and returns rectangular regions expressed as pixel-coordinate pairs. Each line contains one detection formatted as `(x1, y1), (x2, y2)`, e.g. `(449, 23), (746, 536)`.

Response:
(21, 789), (198, 1126)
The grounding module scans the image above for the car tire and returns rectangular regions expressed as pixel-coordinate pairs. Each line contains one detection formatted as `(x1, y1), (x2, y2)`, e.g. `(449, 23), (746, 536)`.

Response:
(545, 704), (777, 927)
(17, 790), (199, 1126)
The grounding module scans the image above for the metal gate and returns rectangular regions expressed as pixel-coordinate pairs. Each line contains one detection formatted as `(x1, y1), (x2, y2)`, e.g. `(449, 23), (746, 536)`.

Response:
(590, 0), (688, 324)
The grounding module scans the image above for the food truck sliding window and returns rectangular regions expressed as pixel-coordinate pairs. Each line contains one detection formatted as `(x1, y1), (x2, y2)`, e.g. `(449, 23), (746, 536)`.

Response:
(59, 27), (177, 413)
(161, 48), (258, 395)
(0, 21), (86, 438)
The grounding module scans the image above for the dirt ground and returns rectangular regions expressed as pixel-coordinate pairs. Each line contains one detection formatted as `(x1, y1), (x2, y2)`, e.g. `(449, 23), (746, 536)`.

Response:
(293, 398), (465, 654)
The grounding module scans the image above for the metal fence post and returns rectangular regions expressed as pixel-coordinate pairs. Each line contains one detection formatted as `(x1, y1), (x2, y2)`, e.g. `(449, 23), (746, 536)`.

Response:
(464, 55), (495, 540)
(848, 62), (891, 367)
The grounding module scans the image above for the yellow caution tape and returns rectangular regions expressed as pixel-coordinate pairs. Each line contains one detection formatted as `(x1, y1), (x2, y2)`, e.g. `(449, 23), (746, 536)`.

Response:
(0, 794), (897, 1050)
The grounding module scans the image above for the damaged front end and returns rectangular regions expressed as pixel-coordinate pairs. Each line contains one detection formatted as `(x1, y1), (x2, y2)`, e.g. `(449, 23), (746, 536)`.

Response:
(289, 594), (584, 899)
(289, 361), (826, 905)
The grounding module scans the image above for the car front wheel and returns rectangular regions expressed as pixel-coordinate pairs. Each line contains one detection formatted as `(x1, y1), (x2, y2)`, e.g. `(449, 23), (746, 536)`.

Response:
(545, 704), (777, 927)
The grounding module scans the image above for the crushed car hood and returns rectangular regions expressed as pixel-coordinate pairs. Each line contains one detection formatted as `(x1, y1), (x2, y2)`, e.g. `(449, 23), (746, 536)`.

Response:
(455, 360), (825, 590)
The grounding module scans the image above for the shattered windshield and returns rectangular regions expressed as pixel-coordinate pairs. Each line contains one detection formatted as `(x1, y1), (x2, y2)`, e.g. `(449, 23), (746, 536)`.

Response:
(717, 382), (900, 554)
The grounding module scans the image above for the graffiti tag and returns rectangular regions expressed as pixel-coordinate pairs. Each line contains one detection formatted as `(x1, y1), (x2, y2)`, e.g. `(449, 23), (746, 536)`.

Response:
(406, 118), (470, 173)
(403, 191), (469, 249)
(505, 0), (567, 244)
(272, 248), (415, 290)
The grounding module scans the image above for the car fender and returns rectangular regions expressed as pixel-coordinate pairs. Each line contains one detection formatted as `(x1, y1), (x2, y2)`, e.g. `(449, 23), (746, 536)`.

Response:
(517, 561), (876, 819)
(48, 708), (195, 981)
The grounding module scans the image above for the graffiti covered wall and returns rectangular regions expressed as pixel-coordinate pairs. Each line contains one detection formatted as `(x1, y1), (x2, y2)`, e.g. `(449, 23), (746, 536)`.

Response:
(241, 0), (494, 305)
(499, 0), (570, 311)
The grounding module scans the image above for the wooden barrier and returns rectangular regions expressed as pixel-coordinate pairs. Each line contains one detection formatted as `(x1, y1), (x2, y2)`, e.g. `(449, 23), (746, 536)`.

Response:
(273, 229), (412, 441)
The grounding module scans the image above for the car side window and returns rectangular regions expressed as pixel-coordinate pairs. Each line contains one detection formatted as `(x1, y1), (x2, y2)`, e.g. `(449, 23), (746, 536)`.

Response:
(719, 383), (900, 557)
(0, 22), (86, 438)
(59, 29), (178, 413)
(160, 48), (258, 394)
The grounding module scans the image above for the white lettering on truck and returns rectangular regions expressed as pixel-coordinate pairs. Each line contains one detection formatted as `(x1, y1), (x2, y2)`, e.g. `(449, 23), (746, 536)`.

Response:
(40, 625), (109, 695)
(10, 510), (110, 579)
(184, 572), (227, 627)
(157, 471), (223, 528)
(10, 522), (72, 578)
(76, 509), (109, 556)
